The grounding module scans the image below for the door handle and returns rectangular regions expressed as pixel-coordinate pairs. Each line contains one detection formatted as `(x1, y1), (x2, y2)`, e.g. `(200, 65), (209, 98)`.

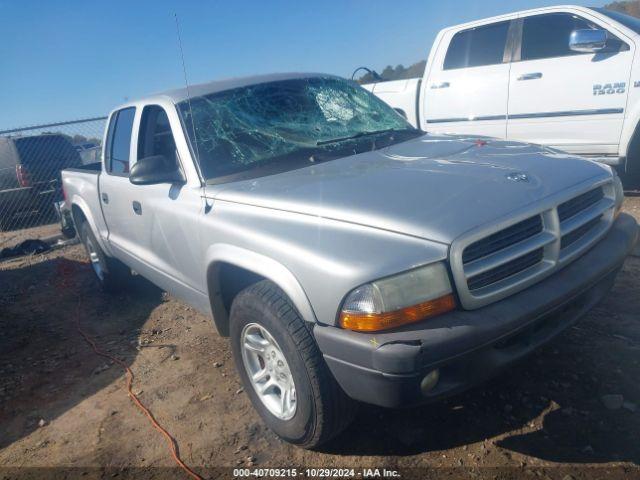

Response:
(430, 81), (450, 89)
(132, 201), (142, 215)
(101, 192), (109, 204)
(517, 72), (542, 81)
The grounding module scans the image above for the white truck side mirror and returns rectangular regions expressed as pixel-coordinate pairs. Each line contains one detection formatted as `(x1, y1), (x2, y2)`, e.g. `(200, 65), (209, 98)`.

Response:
(569, 29), (607, 53)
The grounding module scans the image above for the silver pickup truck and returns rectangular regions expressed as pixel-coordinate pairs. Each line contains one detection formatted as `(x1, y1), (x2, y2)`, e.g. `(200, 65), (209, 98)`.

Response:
(62, 73), (638, 448)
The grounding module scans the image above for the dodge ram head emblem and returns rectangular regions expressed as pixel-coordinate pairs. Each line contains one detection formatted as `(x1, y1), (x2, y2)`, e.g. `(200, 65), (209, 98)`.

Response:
(506, 172), (530, 183)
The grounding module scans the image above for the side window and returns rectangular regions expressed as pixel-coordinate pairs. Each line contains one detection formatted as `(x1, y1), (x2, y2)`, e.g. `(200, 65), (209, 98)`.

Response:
(444, 21), (510, 70)
(521, 13), (598, 61)
(107, 107), (135, 175)
(137, 105), (179, 169)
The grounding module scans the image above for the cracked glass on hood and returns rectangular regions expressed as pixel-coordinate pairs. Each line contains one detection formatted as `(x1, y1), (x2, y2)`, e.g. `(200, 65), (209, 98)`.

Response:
(177, 76), (416, 182)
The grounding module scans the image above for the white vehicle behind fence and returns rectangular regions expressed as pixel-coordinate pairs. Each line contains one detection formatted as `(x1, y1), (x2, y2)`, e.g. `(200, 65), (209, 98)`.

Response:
(364, 5), (640, 181)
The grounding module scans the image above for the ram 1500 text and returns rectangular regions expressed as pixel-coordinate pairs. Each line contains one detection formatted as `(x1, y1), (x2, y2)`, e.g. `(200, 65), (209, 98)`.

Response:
(62, 73), (638, 448)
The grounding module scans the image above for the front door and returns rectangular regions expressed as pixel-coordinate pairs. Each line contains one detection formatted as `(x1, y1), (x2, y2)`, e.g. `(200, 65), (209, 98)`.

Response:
(123, 105), (204, 295)
(507, 12), (633, 155)
(100, 104), (204, 298)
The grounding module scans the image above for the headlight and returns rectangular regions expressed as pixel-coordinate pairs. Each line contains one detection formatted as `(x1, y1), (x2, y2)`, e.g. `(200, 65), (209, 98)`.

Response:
(339, 262), (455, 332)
(612, 169), (624, 218)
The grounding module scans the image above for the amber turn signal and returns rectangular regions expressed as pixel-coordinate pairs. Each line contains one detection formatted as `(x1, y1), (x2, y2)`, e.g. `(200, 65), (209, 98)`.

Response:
(339, 294), (456, 332)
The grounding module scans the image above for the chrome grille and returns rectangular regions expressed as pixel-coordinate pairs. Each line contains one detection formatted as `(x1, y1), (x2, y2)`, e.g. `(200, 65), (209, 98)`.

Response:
(463, 215), (543, 264)
(451, 180), (616, 309)
(558, 187), (604, 222)
(468, 248), (544, 291)
(561, 215), (602, 249)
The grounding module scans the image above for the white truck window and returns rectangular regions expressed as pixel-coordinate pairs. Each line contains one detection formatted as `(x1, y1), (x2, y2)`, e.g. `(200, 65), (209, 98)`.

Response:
(107, 107), (135, 175)
(137, 105), (179, 168)
(443, 21), (510, 70)
(521, 13), (598, 61)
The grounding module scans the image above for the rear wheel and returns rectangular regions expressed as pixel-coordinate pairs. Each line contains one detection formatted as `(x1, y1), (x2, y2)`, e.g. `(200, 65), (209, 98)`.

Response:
(229, 280), (356, 448)
(79, 221), (130, 292)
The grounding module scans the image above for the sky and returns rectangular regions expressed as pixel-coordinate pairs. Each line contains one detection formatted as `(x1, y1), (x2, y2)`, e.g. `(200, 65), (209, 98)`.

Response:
(0, 0), (609, 130)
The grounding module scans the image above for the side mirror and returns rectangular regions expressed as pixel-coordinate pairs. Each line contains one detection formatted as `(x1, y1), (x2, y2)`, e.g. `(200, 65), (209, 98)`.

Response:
(569, 29), (607, 53)
(129, 155), (185, 185)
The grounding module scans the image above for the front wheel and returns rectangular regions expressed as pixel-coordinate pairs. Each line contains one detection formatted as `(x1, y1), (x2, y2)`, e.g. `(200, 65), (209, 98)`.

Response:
(79, 221), (131, 292)
(229, 280), (356, 448)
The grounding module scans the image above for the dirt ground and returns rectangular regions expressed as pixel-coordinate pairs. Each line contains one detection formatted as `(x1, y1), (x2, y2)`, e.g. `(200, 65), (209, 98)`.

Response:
(0, 198), (639, 480)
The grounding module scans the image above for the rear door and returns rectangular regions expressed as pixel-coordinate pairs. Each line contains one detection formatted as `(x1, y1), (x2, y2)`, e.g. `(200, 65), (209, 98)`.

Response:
(507, 11), (633, 155)
(423, 19), (514, 138)
(99, 107), (139, 255)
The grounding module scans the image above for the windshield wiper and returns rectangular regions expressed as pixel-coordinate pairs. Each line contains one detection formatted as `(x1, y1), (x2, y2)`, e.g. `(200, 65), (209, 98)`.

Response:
(316, 128), (412, 146)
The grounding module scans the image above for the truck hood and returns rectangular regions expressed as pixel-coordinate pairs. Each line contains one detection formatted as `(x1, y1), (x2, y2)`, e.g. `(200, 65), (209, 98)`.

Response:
(208, 134), (611, 244)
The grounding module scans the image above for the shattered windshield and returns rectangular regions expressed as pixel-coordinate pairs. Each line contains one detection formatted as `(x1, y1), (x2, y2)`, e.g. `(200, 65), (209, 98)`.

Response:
(177, 77), (418, 182)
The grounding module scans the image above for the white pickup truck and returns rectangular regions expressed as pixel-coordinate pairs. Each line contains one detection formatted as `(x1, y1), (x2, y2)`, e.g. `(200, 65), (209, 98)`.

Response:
(365, 5), (640, 181)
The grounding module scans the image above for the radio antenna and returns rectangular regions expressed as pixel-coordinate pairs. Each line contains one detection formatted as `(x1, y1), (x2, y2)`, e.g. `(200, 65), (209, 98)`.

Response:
(174, 13), (200, 164)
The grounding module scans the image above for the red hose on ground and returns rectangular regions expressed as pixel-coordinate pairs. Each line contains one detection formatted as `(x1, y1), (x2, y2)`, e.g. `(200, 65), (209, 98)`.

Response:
(57, 259), (203, 480)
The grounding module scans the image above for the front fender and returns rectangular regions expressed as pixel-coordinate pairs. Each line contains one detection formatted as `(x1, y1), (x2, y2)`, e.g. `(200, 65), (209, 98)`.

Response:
(204, 244), (318, 334)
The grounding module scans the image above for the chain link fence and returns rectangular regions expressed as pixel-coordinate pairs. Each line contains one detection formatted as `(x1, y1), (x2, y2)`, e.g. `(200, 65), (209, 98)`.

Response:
(0, 117), (106, 237)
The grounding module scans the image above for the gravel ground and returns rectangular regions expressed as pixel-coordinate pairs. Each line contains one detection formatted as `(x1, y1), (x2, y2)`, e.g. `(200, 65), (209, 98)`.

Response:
(0, 197), (638, 480)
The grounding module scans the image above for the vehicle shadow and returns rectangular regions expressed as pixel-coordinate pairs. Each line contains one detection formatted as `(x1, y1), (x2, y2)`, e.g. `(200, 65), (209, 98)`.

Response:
(323, 327), (639, 465)
(0, 256), (165, 450)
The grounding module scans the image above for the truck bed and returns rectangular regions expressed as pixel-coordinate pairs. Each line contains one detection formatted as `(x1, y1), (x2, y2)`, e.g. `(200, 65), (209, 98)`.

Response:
(362, 78), (421, 127)
(61, 164), (111, 254)
(64, 162), (101, 173)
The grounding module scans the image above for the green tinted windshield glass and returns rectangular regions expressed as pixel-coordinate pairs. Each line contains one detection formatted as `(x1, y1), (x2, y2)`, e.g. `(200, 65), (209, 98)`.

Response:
(177, 77), (414, 181)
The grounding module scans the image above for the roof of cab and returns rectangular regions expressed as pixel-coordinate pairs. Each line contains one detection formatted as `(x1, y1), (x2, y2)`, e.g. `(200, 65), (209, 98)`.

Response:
(439, 4), (591, 33)
(118, 72), (338, 110)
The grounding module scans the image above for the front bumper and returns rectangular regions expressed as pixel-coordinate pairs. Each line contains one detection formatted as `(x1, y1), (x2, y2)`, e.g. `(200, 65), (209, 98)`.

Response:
(313, 213), (638, 408)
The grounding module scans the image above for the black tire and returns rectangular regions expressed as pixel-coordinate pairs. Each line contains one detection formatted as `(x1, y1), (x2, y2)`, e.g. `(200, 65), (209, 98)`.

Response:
(79, 221), (131, 293)
(620, 169), (640, 190)
(229, 280), (356, 448)
(623, 129), (640, 189)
